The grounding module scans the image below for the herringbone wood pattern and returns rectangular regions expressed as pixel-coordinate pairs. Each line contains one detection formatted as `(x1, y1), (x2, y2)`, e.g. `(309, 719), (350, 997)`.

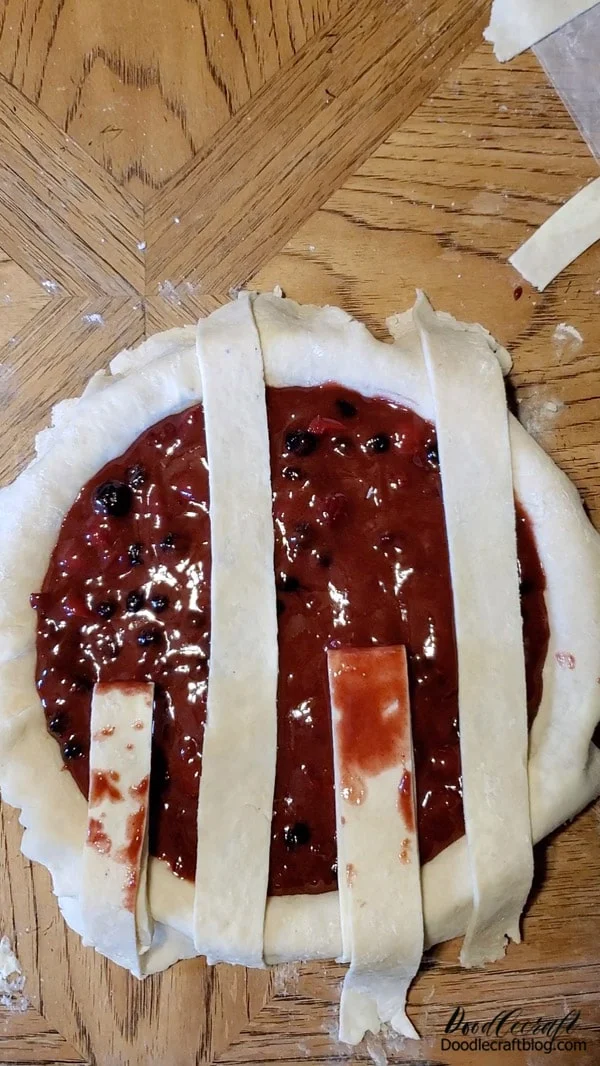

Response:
(0, 3), (599, 1063)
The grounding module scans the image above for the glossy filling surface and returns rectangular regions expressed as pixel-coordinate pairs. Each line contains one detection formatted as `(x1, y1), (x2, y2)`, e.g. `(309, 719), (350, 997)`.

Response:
(34, 386), (549, 895)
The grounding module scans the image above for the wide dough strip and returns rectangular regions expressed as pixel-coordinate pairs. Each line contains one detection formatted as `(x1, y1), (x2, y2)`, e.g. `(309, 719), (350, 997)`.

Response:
(81, 682), (154, 977)
(193, 295), (279, 967)
(327, 646), (423, 1044)
(414, 292), (533, 967)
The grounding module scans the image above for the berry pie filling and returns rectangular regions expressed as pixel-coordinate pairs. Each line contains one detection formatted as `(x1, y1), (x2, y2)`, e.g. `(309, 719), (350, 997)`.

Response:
(33, 385), (549, 896)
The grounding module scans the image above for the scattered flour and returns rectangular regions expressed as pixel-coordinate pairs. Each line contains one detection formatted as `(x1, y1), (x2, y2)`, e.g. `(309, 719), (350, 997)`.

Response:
(158, 279), (201, 306)
(363, 1025), (412, 1064)
(517, 390), (565, 444)
(271, 960), (301, 995)
(365, 1033), (388, 1065)
(82, 312), (105, 327)
(552, 322), (583, 357)
(0, 364), (17, 405)
(322, 1007), (353, 1056)
(0, 936), (28, 1012)
(40, 279), (61, 295)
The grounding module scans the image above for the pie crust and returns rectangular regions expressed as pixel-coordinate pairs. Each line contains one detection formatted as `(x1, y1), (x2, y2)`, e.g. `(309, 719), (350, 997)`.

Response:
(0, 293), (599, 974)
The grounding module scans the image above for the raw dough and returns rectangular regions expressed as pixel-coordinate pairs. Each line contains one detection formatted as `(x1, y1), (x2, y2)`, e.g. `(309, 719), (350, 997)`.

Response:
(0, 295), (599, 974)
(415, 293), (532, 966)
(328, 646), (422, 1044)
(82, 682), (154, 977)
(194, 296), (278, 967)
(0, 325), (202, 974)
(485, 0), (600, 61)
(510, 177), (600, 290)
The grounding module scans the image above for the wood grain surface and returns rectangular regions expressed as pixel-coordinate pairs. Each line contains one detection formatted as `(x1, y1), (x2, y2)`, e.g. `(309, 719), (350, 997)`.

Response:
(0, 2), (599, 1064)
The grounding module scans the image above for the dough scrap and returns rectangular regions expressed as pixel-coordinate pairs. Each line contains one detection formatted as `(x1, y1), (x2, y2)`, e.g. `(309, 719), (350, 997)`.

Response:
(510, 177), (600, 291)
(193, 295), (278, 967)
(484, 0), (600, 61)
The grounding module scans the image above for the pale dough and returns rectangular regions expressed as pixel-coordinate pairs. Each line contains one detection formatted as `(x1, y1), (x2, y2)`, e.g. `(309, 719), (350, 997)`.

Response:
(82, 682), (154, 977)
(0, 325), (202, 974)
(194, 296), (278, 967)
(0, 295), (598, 973)
(328, 647), (422, 1044)
(510, 177), (600, 290)
(485, 0), (600, 61)
(415, 292), (533, 967)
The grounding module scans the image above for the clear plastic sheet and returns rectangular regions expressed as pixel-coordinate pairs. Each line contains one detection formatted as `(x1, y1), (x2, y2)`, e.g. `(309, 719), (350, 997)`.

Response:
(535, 5), (600, 161)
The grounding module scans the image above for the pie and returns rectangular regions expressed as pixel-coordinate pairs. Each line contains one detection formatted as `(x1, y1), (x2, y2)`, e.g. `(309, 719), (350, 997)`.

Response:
(0, 291), (598, 1042)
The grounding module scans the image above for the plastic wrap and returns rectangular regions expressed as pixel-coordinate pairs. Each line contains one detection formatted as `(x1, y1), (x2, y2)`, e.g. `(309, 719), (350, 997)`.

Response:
(535, 5), (600, 161)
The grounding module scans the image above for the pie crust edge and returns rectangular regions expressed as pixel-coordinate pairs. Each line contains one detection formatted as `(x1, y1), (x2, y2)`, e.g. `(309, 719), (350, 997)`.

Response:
(0, 293), (598, 971)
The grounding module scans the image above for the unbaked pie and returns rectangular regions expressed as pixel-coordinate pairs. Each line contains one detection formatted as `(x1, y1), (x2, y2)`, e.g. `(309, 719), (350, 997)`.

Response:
(0, 291), (598, 1042)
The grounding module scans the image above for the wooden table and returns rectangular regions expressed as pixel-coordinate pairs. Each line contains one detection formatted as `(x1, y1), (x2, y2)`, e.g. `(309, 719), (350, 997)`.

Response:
(0, 2), (599, 1064)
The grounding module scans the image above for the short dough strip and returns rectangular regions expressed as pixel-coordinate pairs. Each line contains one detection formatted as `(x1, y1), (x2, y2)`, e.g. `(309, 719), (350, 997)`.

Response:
(414, 292), (533, 967)
(327, 645), (422, 1044)
(484, 0), (600, 61)
(194, 295), (278, 967)
(82, 682), (154, 977)
(510, 177), (600, 291)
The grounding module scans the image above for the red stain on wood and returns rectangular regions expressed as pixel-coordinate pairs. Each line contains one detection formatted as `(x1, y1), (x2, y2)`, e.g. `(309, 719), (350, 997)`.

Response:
(87, 817), (112, 855)
(90, 769), (123, 805)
